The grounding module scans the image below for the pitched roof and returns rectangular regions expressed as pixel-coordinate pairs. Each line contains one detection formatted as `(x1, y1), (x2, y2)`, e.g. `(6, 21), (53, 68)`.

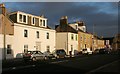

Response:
(55, 24), (78, 33)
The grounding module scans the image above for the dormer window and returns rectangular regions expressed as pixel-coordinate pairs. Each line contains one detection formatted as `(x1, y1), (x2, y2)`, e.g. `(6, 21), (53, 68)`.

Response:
(40, 19), (42, 26)
(75, 25), (78, 30)
(43, 20), (45, 26)
(23, 15), (26, 23)
(19, 14), (22, 22)
(19, 14), (27, 23)
(32, 17), (35, 25)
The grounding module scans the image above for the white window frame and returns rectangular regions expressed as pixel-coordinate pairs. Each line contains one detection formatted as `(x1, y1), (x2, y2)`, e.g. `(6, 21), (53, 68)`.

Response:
(23, 15), (27, 23)
(71, 34), (74, 40)
(24, 29), (28, 37)
(39, 19), (42, 26)
(19, 14), (22, 22)
(43, 20), (46, 27)
(18, 13), (27, 24)
(46, 32), (49, 39)
(24, 45), (28, 53)
(36, 31), (39, 38)
(7, 44), (12, 54)
(32, 17), (35, 25)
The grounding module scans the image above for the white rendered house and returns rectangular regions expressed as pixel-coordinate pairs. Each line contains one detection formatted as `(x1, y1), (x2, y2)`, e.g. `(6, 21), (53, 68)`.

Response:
(0, 11), (56, 59)
(55, 16), (78, 55)
(56, 32), (78, 55)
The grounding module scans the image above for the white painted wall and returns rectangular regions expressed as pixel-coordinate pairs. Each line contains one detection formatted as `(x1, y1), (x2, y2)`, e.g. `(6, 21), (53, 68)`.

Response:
(0, 34), (4, 60)
(56, 32), (78, 55)
(13, 23), (55, 58)
(0, 34), (14, 59)
(68, 33), (78, 55)
(56, 32), (67, 51)
(0, 23), (55, 59)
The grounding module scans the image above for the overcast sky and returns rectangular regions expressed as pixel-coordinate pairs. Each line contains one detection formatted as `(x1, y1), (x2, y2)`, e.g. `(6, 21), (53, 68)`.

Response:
(4, 2), (118, 37)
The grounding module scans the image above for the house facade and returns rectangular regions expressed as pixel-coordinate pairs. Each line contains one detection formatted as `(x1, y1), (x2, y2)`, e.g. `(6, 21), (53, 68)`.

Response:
(0, 7), (56, 59)
(97, 39), (105, 49)
(112, 34), (120, 50)
(55, 16), (105, 55)
(56, 16), (78, 55)
(78, 31), (93, 51)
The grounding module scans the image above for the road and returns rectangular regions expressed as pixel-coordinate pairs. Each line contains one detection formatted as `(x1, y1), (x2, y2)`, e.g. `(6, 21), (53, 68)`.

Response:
(2, 52), (120, 73)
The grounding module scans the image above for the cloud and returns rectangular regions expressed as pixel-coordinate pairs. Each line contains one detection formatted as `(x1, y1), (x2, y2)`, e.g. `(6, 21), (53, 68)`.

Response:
(4, 2), (118, 37)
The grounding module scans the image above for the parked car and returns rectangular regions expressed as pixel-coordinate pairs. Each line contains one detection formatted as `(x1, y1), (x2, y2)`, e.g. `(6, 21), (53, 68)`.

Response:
(23, 51), (48, 61)
(16, 53), (24, 59)
(93, 49), (100, 54)
(52, 49), (66, 58)
(82, 48), (93, 55)
(43, 51), (55, 59)
(99, 48), (110, 54)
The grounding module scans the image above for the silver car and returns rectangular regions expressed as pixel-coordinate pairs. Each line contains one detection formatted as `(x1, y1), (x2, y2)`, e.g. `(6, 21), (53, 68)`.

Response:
(23, 51), (48, 61)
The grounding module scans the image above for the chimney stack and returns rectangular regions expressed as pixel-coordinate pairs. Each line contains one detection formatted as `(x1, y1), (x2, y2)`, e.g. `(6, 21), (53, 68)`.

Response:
(60, 16), (68, 25)
(0, 4), (6, 16)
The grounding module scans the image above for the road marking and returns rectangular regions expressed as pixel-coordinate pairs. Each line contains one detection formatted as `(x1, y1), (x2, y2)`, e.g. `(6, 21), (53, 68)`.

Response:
(86, 59), (120, 73)
(50, 60), (69, 64)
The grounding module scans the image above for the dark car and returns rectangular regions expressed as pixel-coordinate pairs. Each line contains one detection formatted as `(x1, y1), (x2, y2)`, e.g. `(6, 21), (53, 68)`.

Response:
(93, 49), (100, 54)
(99, 48), (110, 54)
(52, 49), (66, 58)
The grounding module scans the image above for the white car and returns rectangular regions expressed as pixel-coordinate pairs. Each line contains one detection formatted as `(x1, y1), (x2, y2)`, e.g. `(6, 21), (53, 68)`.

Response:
(82, 48), (93, 55)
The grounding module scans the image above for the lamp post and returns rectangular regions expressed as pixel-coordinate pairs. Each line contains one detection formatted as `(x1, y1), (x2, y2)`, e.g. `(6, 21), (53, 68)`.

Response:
(0, 4), (6, 60)
(92, 24), (95, 51)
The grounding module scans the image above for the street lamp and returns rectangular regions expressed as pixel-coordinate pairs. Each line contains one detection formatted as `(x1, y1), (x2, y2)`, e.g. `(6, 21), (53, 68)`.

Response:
(92, 24), (95, 51)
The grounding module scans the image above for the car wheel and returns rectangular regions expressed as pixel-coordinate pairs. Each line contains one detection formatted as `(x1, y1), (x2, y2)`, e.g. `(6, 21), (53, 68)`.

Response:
(32, 57), (36, 61)
(56, 56), (59, 59)
(44, 56), (48, 60)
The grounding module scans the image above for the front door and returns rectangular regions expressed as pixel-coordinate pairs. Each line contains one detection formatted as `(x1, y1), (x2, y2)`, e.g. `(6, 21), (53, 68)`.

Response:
(36, 42), (41, 51)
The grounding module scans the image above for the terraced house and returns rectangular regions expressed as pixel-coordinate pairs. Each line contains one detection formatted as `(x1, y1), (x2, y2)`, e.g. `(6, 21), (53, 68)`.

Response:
(56, 16), (78, 55)
(55, 16), (105, 55)
(0, 4), (105, 59)
(0, 4), (55, 59)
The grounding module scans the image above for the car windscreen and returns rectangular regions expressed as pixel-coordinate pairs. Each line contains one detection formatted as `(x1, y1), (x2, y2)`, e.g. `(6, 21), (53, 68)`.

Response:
(83, 49), (87, 51)
(56, 50), (65, 53)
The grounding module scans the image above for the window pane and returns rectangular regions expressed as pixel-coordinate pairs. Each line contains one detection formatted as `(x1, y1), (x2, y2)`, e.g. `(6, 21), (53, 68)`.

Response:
(71, 34), (73, 40)
(24, 30), (28, 37)
(7, 45), (12, 54)
(23, 15), (26, 22)
(24, 45), (28, 53)
(33, 17), (35, 24)
(47, 32), (49, 39)
(36, 31), (39, 38)
(19, 14), (22, 22)
(43, 20), (45, 26)
(40, 20), (42, 26)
